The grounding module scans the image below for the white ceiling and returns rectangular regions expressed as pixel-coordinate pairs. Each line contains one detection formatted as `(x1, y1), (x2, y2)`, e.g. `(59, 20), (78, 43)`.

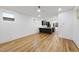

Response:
(0, 6), (74, 18)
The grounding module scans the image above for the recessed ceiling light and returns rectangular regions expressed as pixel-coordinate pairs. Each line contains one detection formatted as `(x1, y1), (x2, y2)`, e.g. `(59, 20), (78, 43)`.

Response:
(58, 8), (62, 11)
(37, 9), (41, 12)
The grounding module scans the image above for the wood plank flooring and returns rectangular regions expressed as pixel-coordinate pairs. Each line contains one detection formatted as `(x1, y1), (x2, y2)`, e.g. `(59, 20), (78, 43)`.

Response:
(0, 33), (79, 52)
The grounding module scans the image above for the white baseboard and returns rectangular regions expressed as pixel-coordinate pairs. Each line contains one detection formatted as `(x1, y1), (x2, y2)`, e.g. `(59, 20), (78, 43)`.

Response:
(73, 40), (79, 48)
(0, 32), (38, 44)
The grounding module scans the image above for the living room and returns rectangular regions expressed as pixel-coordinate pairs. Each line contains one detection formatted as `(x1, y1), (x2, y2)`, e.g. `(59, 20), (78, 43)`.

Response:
(0, 6), (79, 52)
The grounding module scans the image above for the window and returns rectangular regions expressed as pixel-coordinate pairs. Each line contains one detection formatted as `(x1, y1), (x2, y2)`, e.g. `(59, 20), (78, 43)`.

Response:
(2, 12), (15, 21)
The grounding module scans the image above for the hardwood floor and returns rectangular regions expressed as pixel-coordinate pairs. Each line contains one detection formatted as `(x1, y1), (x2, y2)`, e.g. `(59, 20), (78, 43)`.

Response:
(0, 33), (79, 52)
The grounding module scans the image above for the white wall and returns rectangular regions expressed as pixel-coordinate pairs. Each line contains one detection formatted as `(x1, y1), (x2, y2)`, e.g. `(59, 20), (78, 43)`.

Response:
(58, 10), (74, 40)
(0, 8), (41, 43)
(73, 7), (79, 47)
(58, 8), (79, 48)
